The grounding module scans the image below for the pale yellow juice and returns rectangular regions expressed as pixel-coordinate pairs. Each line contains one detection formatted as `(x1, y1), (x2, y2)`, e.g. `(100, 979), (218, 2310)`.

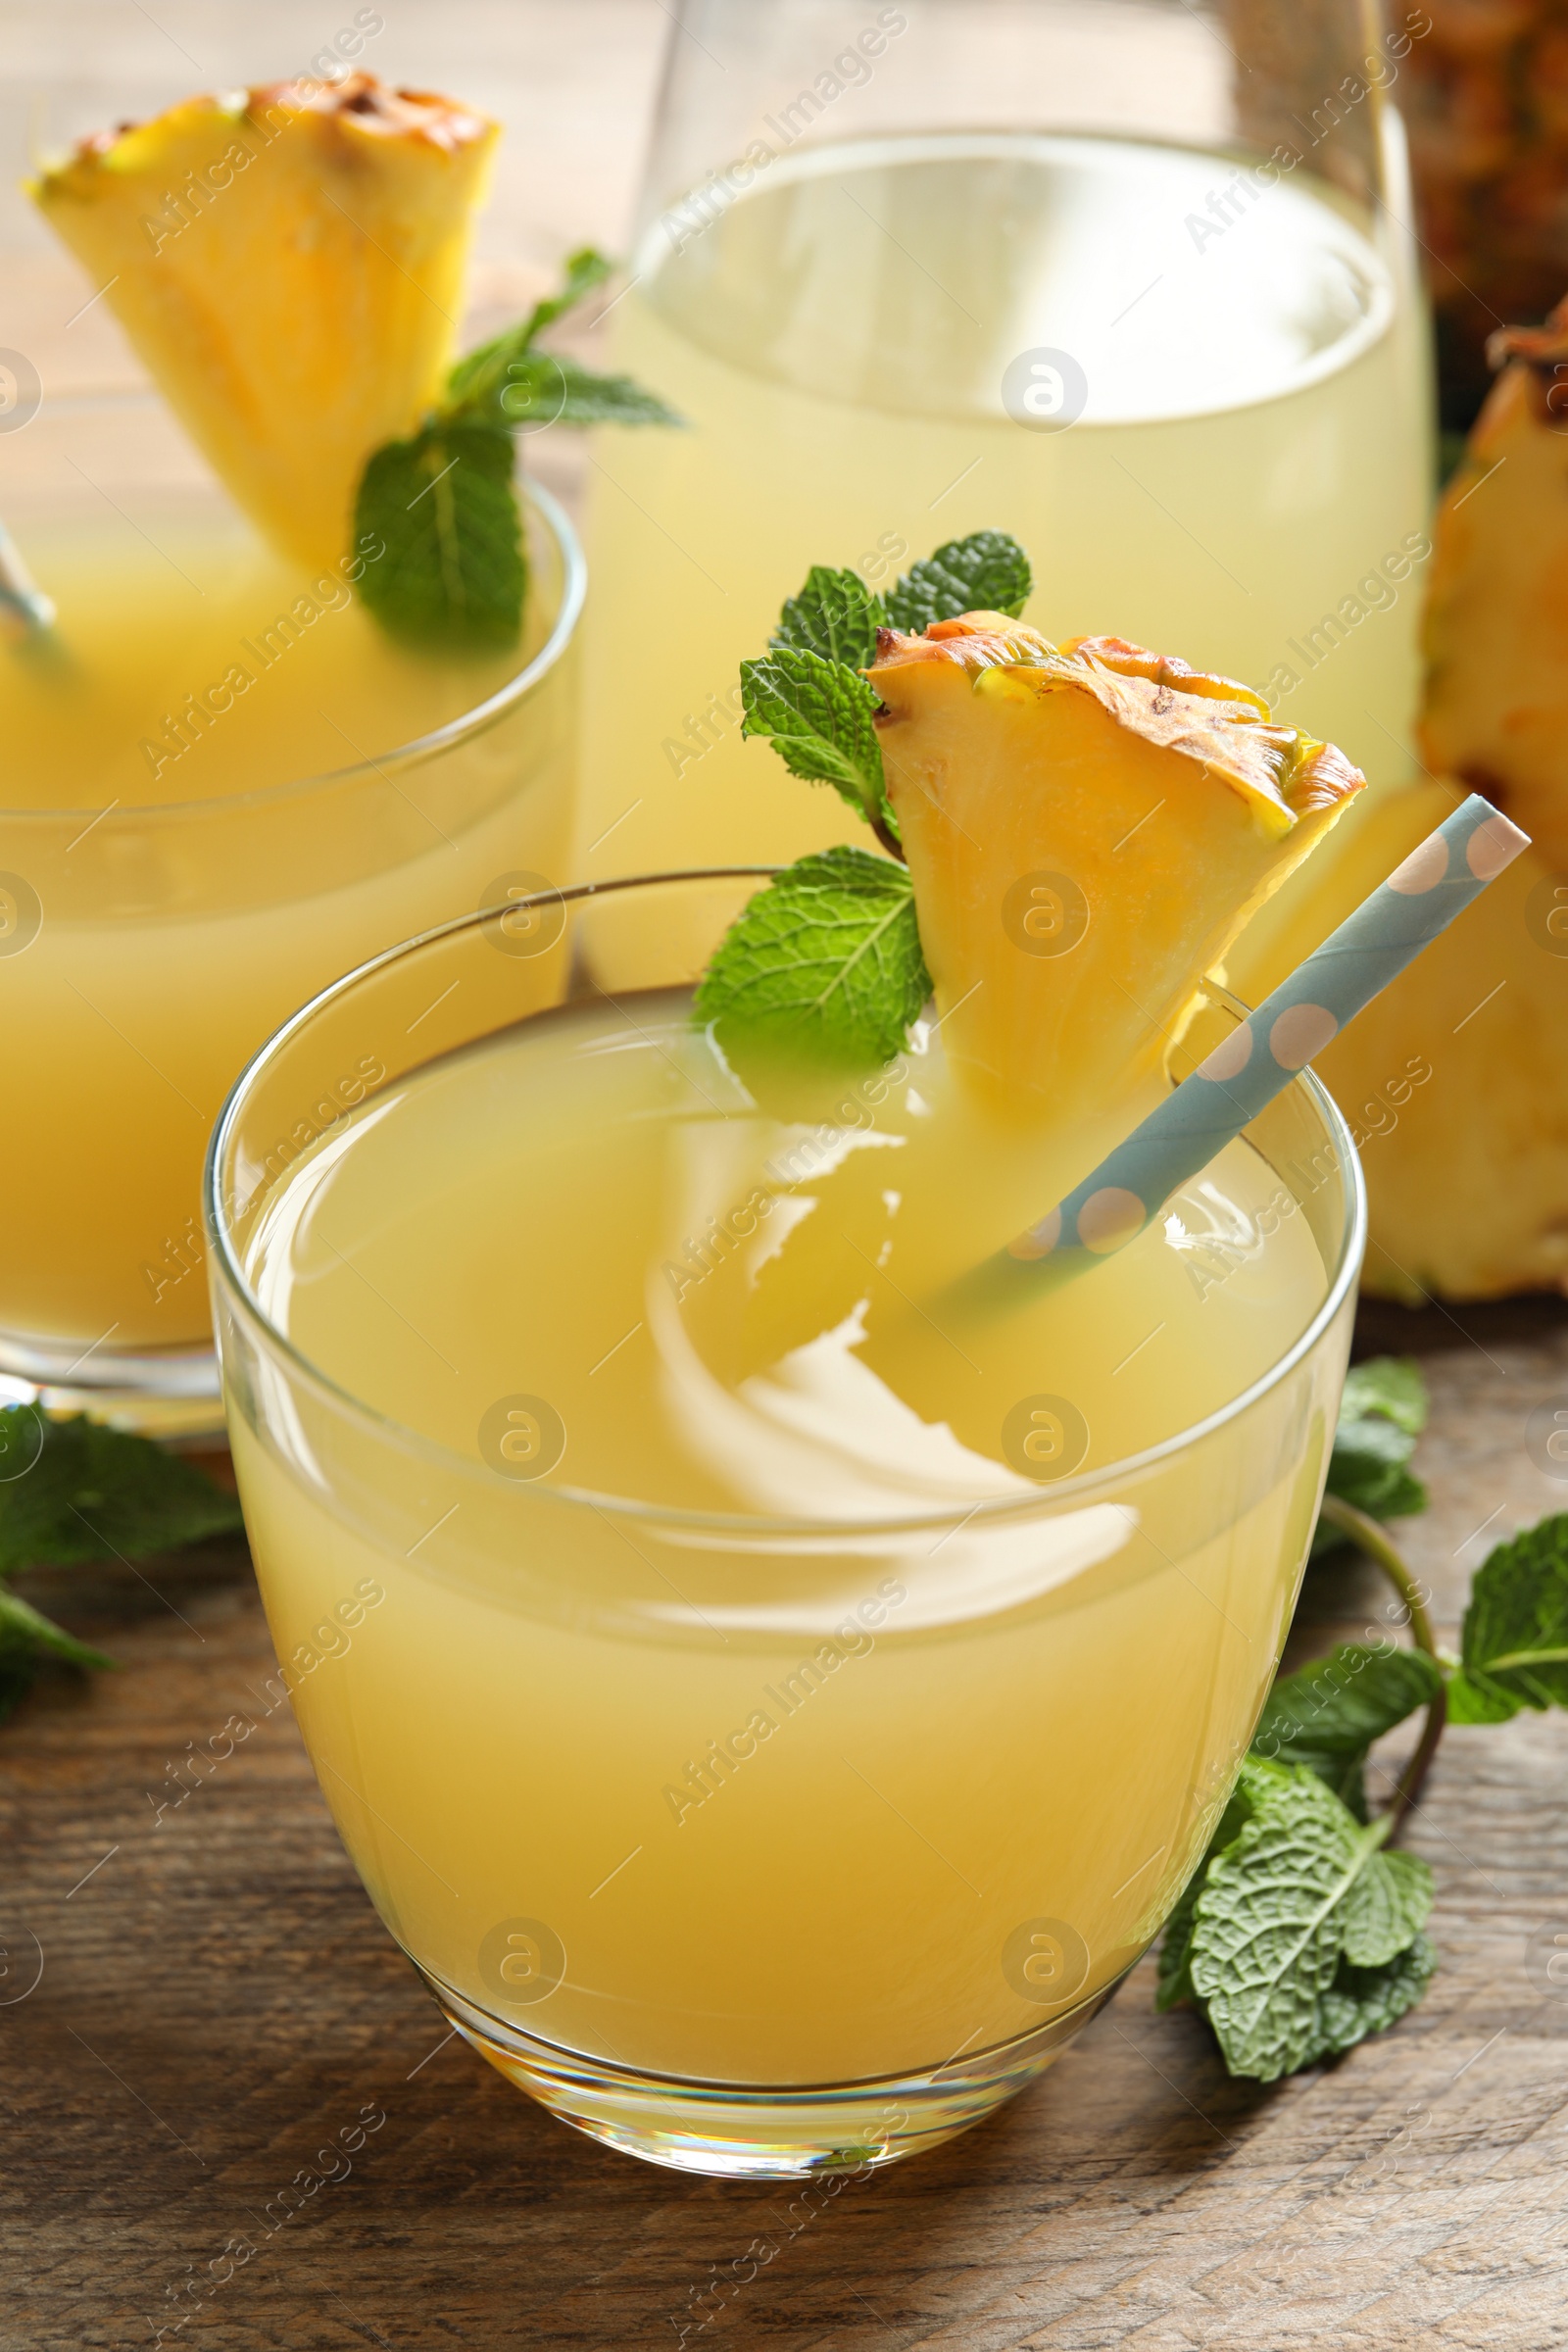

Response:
(580, 133), (1430, 901)
(0, 509), (574, 1358)
(228, 992), (1338, 2085)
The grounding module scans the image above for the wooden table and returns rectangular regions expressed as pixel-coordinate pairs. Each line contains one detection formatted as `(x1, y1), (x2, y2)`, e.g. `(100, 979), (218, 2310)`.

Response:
(10, 1300), (1568, 2352)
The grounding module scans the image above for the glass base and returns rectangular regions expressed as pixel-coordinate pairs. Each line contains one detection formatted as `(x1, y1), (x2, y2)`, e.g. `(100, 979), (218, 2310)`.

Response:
(421, 1966), (1126, 2178)
(0, 1327), (224, 1443)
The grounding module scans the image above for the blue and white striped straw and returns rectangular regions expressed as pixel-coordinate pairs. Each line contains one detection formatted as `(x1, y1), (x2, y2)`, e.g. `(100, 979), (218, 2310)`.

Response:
(1006, 793), (1529, 1273)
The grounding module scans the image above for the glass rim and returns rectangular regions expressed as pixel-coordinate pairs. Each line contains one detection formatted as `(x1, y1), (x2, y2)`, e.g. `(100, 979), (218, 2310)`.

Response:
(0, 450), (585, 829)
(633, 126), (1397, 426)
(204, 867), (1368, 1540)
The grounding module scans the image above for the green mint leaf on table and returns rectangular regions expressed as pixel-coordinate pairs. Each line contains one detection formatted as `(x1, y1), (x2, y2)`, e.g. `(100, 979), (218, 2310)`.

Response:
(0, 1404), (242, 1722)
(1312, 1354), (1429, 1558)
(1183, 1758), (1435, 2081)
(771, 565), (885, 669)
(1154, 1782), (1252, 2015)
(883, 529), (1033, 632)
(1341, 1356), (1429, 1437)
(694, 847), (930, 1070)
(0, 1407), (243, 1574)
(1315, 1935), (1439, 2056)
(740, 649), (889, 833)
(356, 245), (680, 649)
(1252, 1642), (1445, 1818)
(1448, 1512), (1568, 1723)
(354, 423), (525, 650)
(1339, 1844), (1435, 1967)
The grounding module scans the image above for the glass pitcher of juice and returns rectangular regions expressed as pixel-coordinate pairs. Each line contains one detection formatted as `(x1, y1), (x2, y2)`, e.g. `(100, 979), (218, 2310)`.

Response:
(578, 0), (1433, 940)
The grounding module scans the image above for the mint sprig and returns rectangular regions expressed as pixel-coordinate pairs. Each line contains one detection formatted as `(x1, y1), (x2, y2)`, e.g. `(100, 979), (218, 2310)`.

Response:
(701, 530), (1030, 1064)
(1169, 1366), (1568, 2079)
(0, 1405), (244, 1721)
(354, 245), (681, 649)
(695, 847), (929, 1070)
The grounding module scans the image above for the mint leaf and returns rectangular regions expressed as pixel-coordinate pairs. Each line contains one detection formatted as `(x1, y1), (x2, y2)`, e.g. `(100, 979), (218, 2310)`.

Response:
(0, 1405), (242, 1722)
(772, 565), (885, 669)
(1316, 1935), (1439, 2057)
(547, 359), (683, 427)
(694, 847), (929, 1068)
(1313, 1357), (1429, 1557)
(1251, 1642), (1444, 1817)
(0, 1405), (242, 1575)
(453, 351), (684, 433)
(1339, 1847), (1434, 1967)
(354, 422), (525, 650)
(883, 530), (1032, 632)
(1341, 1357), (1428, 1438)
(0, 1587), (114, 1675)
(1155, 1784), (1253, 2013)
(1449, 1512), (1568, 1723)
(740, 649), (888, 831)
(515, 244), (613, 347)
(1185, 1758), (1435, 2081)
(444, 246), (613, 422)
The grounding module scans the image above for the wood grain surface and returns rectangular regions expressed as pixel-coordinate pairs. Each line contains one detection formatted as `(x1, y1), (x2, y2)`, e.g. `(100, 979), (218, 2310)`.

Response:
(7, 1302), (1568, 2352)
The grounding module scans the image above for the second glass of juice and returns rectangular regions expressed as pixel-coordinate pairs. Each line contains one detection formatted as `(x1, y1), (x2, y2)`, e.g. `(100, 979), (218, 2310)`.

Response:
(0, 386), (581, 1433)
(208, 871), (1363, 2178)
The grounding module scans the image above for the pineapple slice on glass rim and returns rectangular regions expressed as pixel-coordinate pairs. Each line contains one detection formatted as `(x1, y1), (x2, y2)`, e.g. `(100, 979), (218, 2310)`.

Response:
(30, 75), (498, 567)
(866, 616), (1364, 1130)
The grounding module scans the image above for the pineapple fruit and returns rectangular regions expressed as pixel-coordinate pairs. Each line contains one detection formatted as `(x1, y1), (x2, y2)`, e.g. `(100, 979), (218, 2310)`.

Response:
(31, 76), (498, 565)
(1299, 305), (1568, 1300)
(867, 618), (1363, 1127)
(1422, 298), (1568, 869)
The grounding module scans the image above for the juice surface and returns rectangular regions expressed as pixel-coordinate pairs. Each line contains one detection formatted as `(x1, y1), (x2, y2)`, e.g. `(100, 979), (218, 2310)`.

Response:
(0, 517), (516, 811)
(246, 998), (1329, 1501)
(229, 995), (1343, 2084)
(580, 132), (1430, 925)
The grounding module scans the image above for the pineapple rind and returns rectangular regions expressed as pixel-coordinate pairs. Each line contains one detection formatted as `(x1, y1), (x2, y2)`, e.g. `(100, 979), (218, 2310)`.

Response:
(872, 618), (1357, 837)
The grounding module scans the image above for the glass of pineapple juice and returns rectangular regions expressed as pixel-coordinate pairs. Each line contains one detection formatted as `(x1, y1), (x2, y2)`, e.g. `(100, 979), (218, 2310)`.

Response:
(207, 869), (1364, 2179)
(580, 0), (1433, 993)
(0, 384), (582, 1435)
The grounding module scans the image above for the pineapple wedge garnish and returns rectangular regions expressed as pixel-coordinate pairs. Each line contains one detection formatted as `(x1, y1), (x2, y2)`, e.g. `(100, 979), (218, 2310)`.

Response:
(867, 618), (1363, 1124)
(31, 76), (498, 566)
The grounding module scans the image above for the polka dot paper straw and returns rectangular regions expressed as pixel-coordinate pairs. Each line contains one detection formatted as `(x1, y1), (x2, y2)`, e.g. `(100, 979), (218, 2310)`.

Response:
(1007, 794), (1530, 1271)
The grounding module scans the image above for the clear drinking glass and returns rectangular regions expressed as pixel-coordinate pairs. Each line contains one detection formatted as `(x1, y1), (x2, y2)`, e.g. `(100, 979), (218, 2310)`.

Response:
(578, 0), (1434, 938)
(0, 447), (581, 1436)
(206, 871), (1364, 2179)
(0, 14), (587, 1433)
